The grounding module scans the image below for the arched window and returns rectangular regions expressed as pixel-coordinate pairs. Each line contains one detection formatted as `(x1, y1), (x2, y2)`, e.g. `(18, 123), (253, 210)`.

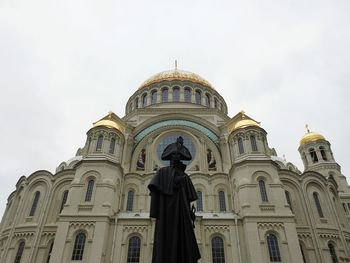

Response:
(59, 190), (69, 213)
(319, 146), (328, 161)
(129, 102), (133, 113)
(214, 98), (218, 108)
(238, 138), (244, 154)
(14, 241), (25, 263)
(328, 242), (338, 263)
(205, 93), (211, 107)
(313, 192), (324, 218)
(151, 90), (157, 104)
(142, 94), (147, 107)
(285, 191), (293, 212)
(299, 242), (307, 263)
(267, 234), (281, 262)
(211, 236), (225, 263)
(127, 236), (141, 263)
(126, 190), (134, 212)
(196, 191), (203, 212)
(85, 180), (94, 202)
(135, 98), (139, 109)
(162, 88), (168, 102)
(218, 191), (226, 212)
(259, 180), (268, 202)
(184, 88), (191, 103)
(309, 148), (318, 163)
(71, 233), (86, 261)
(250, 135), (258, 151)
(173, 87), (180, 102)
(29, 191), (40, 216)
(109, 138), (116, 154)
(342, 203), (347, 213)
(195, 90), (201, 104)
(96, 135), (103, 151)
(46, 242), (54, 263)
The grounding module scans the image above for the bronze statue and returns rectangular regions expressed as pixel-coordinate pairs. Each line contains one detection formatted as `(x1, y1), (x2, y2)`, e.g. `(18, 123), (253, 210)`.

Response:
(148, 136), (201, 263)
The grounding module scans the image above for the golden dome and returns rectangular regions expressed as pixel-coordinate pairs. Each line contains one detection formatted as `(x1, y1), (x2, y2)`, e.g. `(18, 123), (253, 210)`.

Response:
(232, 119), (260, 131)
(93, 112), (121, 131)
(139, 69), (215, 90)
(93, 119), (120, 130)
(300, 132), (326, 146)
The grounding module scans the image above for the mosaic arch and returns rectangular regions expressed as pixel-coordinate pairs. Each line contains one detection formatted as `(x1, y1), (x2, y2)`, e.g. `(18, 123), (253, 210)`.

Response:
(134, 119), (219, 147)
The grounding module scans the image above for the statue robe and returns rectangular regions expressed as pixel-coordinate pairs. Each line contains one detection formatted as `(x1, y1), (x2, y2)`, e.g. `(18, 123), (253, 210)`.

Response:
(148, 163), (201, 263)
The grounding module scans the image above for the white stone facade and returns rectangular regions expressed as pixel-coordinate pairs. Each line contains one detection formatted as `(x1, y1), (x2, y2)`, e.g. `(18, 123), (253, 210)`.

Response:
(0, 69), (349, 263)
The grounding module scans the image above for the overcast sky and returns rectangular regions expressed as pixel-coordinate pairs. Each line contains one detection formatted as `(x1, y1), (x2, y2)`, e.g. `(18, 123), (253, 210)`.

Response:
(0, 0), (349, 217)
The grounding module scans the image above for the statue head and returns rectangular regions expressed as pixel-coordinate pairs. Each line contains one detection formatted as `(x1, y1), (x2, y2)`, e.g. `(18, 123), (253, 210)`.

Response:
(161, 136), (192, 161)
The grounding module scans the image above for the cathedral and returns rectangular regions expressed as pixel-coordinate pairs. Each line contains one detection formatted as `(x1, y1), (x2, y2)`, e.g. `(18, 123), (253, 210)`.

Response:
(0, 67), (349, 263)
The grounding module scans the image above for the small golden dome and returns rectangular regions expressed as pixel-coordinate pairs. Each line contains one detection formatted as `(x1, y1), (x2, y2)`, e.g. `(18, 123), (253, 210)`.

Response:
(93, 112), (120, 131)
(232, 119), (260, 131)
(229, 111), (261, 133)
(93, 119), (120, 130)
(139, 69), (215, 90)
(300, 132), (326, 146)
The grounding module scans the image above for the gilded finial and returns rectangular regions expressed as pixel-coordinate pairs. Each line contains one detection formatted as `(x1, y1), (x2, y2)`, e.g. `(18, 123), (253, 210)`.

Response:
(108, 111), (113, 119)
(240, 110), (245, 118)
(283, 154), (286, 162)
(175, 60), (178, 70)
(305, 124), (310, 133)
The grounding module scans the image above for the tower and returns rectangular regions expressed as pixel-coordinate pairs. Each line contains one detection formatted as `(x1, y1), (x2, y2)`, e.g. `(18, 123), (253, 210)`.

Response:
(298, 126), (348, 192)
(227, 111), (304, 263)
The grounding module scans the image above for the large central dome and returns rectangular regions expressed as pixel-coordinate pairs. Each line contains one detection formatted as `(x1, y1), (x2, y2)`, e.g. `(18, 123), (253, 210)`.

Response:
(139, 69), (215, 90)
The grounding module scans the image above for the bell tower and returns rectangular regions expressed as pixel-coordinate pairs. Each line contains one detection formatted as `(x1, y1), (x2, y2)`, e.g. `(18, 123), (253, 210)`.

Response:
(298, 125), (348, 192)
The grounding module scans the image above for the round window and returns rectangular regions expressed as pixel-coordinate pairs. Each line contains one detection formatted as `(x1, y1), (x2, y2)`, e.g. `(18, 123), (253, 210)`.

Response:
(156, 134), (196, 165)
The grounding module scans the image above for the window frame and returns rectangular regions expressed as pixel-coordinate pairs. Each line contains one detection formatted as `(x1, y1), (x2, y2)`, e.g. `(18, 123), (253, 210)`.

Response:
(142, 93), (147, 107)
(71, 232), (86, 261)
(195, 90), (201, 104)
(127, 236), (141, 263)
(173, 87), (180, 102)
(285, 190), (293, 212)
(46, 241), (54, 263)
(309, 148), (318, 163)
(218, 191), (226, 212)
(250, 135), (258, 151)
(109, 137), (116, 154)
(151, 90), (157, 105)
(84, 179), (95, 202)
(184, 88), (191, 103)
(126, 190), (135, 212)
(162, 88), (168, 103)
(205, 93), (211, 107)
(14, 241), (25, 263)
(29, 191), (40, 217)
(211, 236), (225, 263)
(59, 190), (69, 213)
(238, 137), (244, 154)
(313, 192), (324, 218)
(319, 146), (328, 161)
(196, 190), (203, 212)
(96, 135), (103, 151)
(328, 242), (339, 263)
(259, 180), (268, 202)
(267, 233), (282, 262)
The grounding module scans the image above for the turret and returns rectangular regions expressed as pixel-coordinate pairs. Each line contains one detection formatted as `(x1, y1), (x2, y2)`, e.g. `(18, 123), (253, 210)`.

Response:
(298, 125), (348, 191)
(81, 112), (125, 163)
(228, 111), (273, 163)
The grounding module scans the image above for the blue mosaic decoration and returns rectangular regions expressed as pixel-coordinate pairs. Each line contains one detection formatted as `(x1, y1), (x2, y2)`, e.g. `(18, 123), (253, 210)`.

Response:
(134, 119), (219, 146)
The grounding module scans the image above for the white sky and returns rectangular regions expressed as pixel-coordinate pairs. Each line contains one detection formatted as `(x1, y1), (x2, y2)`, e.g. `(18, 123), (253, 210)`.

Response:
(0, 0), (349, 218)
